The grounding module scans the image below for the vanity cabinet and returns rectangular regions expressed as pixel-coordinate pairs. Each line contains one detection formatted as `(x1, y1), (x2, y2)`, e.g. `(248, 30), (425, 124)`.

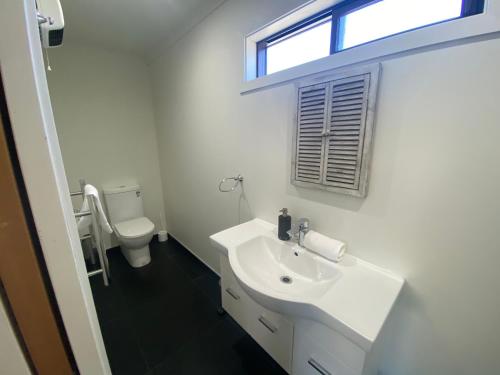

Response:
(220, 254), (366, 375)
(212, 220), (403, 375)
(220, 254), (294, 373)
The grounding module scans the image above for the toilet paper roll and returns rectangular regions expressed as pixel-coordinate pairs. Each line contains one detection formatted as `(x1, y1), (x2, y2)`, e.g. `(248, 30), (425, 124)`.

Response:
(303, 230), (346, 263)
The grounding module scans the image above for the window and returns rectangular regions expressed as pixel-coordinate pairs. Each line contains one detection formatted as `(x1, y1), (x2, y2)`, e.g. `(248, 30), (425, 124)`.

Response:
(266, 16), (332, 75)
(292, 64), (380, 197)
(257, 0), (484, 77)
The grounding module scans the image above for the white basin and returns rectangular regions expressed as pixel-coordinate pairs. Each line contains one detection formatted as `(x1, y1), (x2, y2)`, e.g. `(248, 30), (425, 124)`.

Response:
(210, 218), (404, 351)
(233, 235), (341, 301)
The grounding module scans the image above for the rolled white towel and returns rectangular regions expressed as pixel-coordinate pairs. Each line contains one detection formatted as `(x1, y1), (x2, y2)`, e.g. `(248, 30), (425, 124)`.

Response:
(77, 184), (113, 234)
(303, 230), (346, 263)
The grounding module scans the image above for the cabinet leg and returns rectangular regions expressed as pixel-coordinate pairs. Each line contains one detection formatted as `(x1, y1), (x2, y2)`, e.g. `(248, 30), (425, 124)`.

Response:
(217, 307), (226, 316)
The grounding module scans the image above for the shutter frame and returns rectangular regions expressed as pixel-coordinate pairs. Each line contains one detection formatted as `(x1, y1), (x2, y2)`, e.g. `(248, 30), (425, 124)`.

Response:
(291, 64), (380, 198)
(292, 82), (329, 184)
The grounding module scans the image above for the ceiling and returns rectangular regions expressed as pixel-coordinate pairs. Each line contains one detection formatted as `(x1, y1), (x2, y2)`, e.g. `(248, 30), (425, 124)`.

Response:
(59, 0), (225, 60)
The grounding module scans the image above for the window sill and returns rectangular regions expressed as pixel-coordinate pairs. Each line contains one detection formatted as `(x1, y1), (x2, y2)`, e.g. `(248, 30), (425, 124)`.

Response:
(241, 3), (500, 95)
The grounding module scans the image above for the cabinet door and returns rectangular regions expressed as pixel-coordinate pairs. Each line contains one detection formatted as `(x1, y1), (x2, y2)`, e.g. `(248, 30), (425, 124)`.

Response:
(220, 255), (248, 327)
(242, 291), (294, 373)
(220, 255), (293, 373)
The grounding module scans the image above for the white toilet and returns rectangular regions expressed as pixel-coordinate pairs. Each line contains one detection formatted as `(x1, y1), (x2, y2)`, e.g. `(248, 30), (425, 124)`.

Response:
(103, 184), (155, 268)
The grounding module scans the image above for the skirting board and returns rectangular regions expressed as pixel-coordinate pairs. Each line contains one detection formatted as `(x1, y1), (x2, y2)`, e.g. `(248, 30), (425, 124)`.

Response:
(105, 233), (221, 277)
(168, 233), (221, 277)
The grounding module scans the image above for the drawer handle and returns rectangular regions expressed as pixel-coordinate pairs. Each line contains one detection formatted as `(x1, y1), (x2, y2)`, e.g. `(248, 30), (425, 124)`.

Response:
(258, 315), (277, 333)
(225, 288), (240, 300)
(307, 358), (331, 375)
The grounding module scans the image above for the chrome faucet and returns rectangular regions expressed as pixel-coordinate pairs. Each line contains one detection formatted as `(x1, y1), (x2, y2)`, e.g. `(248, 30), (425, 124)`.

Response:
(288, 218), (310, 247)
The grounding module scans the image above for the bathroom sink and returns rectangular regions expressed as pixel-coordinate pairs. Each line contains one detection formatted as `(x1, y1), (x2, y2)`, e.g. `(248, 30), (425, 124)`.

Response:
(210, 219), (405, 351)
(232, 235), (341, 301)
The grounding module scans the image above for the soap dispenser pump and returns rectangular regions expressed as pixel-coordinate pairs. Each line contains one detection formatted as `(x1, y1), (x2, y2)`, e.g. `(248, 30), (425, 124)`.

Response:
(278, 208), (291, 241)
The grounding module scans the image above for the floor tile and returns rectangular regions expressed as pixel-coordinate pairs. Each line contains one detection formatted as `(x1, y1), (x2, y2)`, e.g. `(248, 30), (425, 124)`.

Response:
(131, 286), (223, 368)
(113, 254), (191, 310)
(167, 238), (211, 279)
(90, 275), (127, 324)
(100, 317), (149, 375)
(193, 271), (221, 309)
(90, 238), (286, 375)
(232, 334), (288, 375)
(151, 316), (246, 375)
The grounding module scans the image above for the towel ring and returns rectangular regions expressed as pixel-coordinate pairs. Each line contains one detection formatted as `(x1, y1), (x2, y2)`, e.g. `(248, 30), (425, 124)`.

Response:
(218, 175), (244, 193)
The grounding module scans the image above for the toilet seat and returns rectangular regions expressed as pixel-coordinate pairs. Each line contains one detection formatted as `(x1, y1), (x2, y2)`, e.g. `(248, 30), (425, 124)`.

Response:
(114, 217), (154, 239)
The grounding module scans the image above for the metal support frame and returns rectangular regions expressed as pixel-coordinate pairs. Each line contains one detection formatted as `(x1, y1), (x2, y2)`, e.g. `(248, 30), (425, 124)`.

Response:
(71, 178), (110, 286)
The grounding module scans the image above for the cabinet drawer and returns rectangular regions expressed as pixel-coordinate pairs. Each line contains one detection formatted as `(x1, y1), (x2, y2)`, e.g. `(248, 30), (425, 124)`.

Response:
(293, 319), (365, 375)
(293, 334), (359, 375)
(220, 255), (293, 373)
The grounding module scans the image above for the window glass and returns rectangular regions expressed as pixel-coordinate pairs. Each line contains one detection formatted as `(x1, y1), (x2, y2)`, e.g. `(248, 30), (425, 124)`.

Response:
(266, 18), (332, 75)
(339, 0), (463, 50)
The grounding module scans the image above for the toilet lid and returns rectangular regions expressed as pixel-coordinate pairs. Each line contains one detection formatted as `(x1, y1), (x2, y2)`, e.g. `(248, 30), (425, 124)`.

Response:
(114, 217), (155, 239)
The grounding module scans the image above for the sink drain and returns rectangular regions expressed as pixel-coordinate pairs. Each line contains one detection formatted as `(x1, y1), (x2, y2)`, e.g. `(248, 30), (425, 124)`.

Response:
(280, 275), (293, 284)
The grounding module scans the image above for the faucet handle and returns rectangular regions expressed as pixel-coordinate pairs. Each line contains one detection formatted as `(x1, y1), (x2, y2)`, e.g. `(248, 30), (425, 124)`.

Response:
(298, 218), (310, 231)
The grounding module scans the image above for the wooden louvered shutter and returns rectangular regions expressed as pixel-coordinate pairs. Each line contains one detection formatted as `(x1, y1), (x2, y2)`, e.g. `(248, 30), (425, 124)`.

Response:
(292, 65), (379, 197)
(323, 74), (370, 191)
(294, 83), (328, 183)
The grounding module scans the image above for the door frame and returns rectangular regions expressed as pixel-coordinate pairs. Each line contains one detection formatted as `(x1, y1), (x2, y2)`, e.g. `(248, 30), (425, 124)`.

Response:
(1, 80), (74, 374)
(0, 1), (111, 374)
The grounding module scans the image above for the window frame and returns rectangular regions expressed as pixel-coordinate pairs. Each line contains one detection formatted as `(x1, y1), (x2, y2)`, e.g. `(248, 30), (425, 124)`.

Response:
(256, 0), (485, 78)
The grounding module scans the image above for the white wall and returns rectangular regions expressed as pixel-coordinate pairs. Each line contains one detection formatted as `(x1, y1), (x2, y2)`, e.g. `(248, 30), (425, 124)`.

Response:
(149, 0), (500, 374)
(47, 43), (166, 247)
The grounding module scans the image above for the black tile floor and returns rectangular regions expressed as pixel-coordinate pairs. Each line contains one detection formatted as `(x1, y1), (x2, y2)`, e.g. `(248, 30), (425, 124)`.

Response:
(88, 237), (287, 375)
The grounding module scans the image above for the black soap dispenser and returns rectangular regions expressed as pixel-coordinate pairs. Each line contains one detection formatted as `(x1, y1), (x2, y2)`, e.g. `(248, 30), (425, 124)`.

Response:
(278, 208), (292, 241)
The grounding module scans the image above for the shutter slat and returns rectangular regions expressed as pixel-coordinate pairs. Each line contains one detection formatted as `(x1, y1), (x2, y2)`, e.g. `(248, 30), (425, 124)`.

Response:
(301, 104), (326, 112)
(331, 130), (360, 135)
(329, 136), (359, 141)
(331, 114), (361, 123)
(332, 81), (365, 92)
(331, 120), (362, 126)
(332, 93), (364, 102)
(331, 103), (362, 111)
(329, 156), (357, 162)
(330, 125), (360, 131)
(326, 176), (356, 184)
(331, 109), (363, 117)
(328, 162), (356, 171)
(332, 87), (364, 98)
(331, 99), (363, 108)
(330, 140), (359, 145)
(327, 169), (356, 177)
(330, 146), (358, 151)
(301, 89), (325, 98)
(301, 95), (325, 103)
(329, 150), (358, 156)
(300, 118), (325, 124)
